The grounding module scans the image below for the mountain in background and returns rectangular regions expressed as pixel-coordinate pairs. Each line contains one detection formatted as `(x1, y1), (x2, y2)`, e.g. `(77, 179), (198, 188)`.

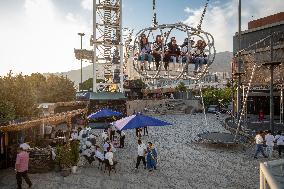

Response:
(44, 51), (233, 86)
(208, 51), (233, 73)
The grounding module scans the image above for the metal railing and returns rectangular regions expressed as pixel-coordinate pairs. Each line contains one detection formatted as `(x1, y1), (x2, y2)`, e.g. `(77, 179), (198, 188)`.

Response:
(259, 159), (284, 189)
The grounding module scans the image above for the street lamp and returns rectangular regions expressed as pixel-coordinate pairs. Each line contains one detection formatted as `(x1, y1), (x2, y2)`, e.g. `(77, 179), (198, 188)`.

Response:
(78, 32), (85, 91)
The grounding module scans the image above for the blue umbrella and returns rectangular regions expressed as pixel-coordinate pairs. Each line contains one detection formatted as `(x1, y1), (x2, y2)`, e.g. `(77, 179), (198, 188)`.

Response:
(87, 108), (122, 119)
(112, 113), (172, 131)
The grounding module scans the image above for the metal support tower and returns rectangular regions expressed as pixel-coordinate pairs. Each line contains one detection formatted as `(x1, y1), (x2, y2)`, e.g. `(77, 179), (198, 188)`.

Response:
(92, 0), (124, 93)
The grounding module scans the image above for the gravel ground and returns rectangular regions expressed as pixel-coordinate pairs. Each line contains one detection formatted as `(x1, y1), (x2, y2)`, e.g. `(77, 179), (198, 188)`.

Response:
(0, 113), (262, 189)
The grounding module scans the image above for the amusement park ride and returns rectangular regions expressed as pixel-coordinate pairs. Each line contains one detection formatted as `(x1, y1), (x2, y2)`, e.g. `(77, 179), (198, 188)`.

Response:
(73, 0), (284, 143)
(74, 0), (216, 92)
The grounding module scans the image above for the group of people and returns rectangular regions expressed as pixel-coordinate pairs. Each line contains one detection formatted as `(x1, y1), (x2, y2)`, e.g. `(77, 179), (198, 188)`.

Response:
(135, 139), (158, 172)
(135, 126), (148, 138)
(75, 127), (122, 168)
(14, 124), (157, 188)
(81, 125), (157, 172)
(254, 130), (284, 159)
(138, 34), (208, 74)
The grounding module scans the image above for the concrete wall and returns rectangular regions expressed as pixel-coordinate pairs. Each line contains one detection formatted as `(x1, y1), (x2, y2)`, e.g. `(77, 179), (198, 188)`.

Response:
(126, 99), (202, 115)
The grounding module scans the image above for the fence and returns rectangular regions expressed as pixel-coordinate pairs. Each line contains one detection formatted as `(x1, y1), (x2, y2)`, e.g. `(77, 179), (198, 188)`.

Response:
(259, 159), (284, 189)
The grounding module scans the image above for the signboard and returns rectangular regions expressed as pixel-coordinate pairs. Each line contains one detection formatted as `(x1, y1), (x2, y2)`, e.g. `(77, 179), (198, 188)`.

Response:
(74, 49), (93, 61)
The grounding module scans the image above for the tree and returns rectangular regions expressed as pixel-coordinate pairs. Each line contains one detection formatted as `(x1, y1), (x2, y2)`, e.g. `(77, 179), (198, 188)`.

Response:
(0, 100), (15, 124)
(80, 78), (105, 91)
(125, 79), (146, 99)
(26, 73), (47, 103)
(44, 75), (76, 102)
(175, 82), (187, 92)
(129, 79), (146, 89)
(0, 72), (77, 123)
(0, 77), (15, 123)
(202, 87), (232, 107)
(1, 72), (38, 119)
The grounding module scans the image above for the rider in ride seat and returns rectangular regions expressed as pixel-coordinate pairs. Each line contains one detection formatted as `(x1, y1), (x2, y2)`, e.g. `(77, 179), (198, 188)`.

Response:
(152, 35), (163, 71)
(164, 38), (181, 71)
(192, 40), (207, 74)
(180, 38), (195, 73)
(139, 34), (153, 71)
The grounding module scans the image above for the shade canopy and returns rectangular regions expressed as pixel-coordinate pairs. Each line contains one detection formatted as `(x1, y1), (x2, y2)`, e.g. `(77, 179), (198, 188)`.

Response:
(87, 108), (122, 119)
(112, 114), (172, 131)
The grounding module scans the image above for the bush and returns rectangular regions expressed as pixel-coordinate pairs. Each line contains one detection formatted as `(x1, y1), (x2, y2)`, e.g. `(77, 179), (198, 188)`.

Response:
(70, 140), (80, 166)
(56, 144), (73, 169)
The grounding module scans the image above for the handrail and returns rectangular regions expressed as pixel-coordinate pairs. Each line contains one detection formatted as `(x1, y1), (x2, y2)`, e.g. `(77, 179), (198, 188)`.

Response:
(259, 160), (284, 189)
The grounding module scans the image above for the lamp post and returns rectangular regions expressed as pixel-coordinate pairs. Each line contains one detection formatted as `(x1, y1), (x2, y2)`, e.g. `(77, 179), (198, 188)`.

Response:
(236, 0), (242, 123)
(78, 32), (85, 91)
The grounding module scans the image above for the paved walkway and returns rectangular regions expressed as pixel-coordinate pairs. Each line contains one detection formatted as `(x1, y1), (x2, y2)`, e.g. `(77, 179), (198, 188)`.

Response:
(0, 114), (260, 189)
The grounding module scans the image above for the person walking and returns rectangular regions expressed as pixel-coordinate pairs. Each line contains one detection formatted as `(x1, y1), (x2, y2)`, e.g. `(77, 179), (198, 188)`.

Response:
(15, 147), (32, 189)
(136, 128), (142, 138)
(143, 126), (148, 136)
(275, 132), (284, 157)
(146, 142), (157, 172)
(135, 139), (146, 170)
(264, 130), (275, 158)
(119, 131), (126, 148)
(254, 131), (268, 159)
(109, 125), (116, 142)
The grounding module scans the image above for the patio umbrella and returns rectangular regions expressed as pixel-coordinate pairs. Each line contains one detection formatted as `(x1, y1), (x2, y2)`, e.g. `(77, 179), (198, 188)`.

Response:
(112, 113), (172, 131)
(87, 108), (122, 119)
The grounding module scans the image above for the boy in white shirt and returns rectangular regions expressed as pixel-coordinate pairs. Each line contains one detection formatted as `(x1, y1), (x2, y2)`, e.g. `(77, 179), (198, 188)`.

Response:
(264, 130), (274, 158)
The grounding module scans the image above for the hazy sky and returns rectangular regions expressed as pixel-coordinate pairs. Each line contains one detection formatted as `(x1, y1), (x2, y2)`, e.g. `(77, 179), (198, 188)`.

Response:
(0, 0), (283, 76)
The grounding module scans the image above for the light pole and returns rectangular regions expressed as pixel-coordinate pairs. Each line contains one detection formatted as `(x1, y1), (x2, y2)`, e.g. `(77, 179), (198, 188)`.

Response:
(78, 32), (85, 91)
(93, 0), (97, 93)
(237, 0), (242, 123)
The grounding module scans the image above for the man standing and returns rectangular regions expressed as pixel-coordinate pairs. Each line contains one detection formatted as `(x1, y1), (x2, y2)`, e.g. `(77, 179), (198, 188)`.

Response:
(15, 147), (32, 189)
(143, 126), (148, 136)
(109, 125), (116, 142)
(135, 139), (146, 169)
(254, 131), (268, 159)
(119, 131), (126, 148)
